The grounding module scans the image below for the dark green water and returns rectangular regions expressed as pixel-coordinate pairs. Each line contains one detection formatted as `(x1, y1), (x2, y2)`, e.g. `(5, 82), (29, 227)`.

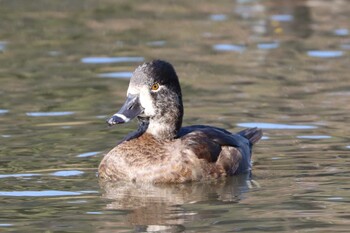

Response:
(1, 0), (350, 232)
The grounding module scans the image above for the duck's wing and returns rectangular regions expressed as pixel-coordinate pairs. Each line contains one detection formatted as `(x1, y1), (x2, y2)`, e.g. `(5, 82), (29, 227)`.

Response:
(179, 125), (262, 147)
(178, 125), (262, 174)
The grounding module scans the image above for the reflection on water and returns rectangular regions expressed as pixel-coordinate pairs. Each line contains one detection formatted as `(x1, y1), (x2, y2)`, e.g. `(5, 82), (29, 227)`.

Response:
(237, 122), (317, 130)
(0, 190), (97, 197)
(77, 151), (101, 158)
(101, 175), (252, 232)
(26, 111), (75, 117)
(146, 40), (167, 47)
(97, 72), (133, 79)
(296, 135), (332, 139)
(81, 56), (144, 64)
(1, 0), (350, 232)
(0, 109), (9, 114)
(213, 44), (246, 53)
(0, 41), (6, 51)
(334, 28), (349, 36)
(0, 173), (40, 179)
(307, 50), (344, 58)
(341, 44), (350, 50)
(270, 14), (294, 22)
(257, 42), (279, 50)
(209, 14), (228, 22)
(51, 170), (84, 177)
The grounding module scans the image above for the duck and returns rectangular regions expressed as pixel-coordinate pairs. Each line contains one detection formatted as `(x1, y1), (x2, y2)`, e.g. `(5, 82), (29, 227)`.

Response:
(98, 60), (262, 183)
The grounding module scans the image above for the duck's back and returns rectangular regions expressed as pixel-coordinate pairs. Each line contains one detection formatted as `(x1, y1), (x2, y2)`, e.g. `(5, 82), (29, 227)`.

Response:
(178, 126), (262, 175)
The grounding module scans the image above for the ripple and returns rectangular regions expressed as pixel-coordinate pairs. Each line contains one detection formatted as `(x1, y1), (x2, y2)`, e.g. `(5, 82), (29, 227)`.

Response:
(297, 135), (331, 139)
(77, 151), (101, 158)
(67, 200), (88, 204)
(0, 224), (13, 227)
(97, 72), (133, 79)
(237, 122), (317, 129)
(86, 212), (103, 215)
(0, 41), (7, 51)
(307, 50), (344, 58)
(327, 197), (343, 201)
(257, 42), (279, 50)
(327, 91), (350, 96)
(0, 190), (96, 197)
(270, 14), (294, 22)
(334, 28), (349, 36)
(81, 56), (144, 64)
(146, 40), (166, 47)
(51, 170), (84, 177)
(48, 51), (62, 56)
(340, 44), (350, 50)
(213, 44), (246, 53)
(0, 109), (8, 114)
(0, 173), (40, 179)
(210, 14), (227, 21)
(26, 111), (74, 117)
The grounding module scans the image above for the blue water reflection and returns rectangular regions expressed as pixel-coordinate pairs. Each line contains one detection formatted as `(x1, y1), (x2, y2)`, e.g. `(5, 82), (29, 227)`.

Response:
(97, 72), (133, 79)
(0, 109), (9, 114)
(0, 224), (13, 227)
(0, 41), (6, 51)
(307, 50), (344, 58)
(334, 28), (349, 36)
(210, 14), (227, 21)
(0, 173), (40, 179)
(326, 197), (343, 201)
(77, 151), (101, 158)
(26, 112), (74, 117)
(51, 170), (84, 177)
(0, 190), (97, 197)
(86, 212), (103, 215)
(213, 44), (246, 53)
(257, 42), (279, 50)
(340, 44), (350, 50)
(237, 122), (317, 129)
(147, 40), (166, 47)
(81, 57), (144, 64)
(48, 51), (61, 56)
(296, 135), (331, 139)
(270, 14), (294, 22)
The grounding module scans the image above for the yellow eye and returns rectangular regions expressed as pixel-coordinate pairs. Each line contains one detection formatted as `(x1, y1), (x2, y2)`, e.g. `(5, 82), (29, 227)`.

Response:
(151, 83), (159, 91)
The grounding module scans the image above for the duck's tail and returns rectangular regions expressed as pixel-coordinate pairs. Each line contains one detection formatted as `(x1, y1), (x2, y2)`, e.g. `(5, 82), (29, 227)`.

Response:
(238, 127), (263, 145)
(234, 127), (262, 175)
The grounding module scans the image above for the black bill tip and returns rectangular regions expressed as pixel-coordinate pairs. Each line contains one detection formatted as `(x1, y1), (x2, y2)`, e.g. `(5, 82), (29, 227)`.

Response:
(106, 114), (129, 126)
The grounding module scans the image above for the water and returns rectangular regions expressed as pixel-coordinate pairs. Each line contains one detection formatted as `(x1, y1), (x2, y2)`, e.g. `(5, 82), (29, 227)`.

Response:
(0, 0), (350, 232)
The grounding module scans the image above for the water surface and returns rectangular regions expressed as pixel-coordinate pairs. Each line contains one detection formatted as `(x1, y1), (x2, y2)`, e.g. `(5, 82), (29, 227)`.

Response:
(0, 0), (350, 232)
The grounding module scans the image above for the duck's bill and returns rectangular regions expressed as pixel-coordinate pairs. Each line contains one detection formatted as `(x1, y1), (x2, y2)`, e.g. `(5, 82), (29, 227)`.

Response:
(107, 94), (143, 126)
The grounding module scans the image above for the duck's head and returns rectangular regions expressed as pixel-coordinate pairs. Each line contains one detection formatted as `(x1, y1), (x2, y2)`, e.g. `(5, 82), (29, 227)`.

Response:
(107, 60), (184, 139)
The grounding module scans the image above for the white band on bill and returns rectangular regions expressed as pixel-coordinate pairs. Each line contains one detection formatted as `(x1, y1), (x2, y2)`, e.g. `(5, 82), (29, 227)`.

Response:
(113, 113), (130, 123)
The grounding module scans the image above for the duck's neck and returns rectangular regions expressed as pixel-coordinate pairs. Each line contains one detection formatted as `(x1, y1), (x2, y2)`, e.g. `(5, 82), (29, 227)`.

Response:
(146, 98), (183, 140)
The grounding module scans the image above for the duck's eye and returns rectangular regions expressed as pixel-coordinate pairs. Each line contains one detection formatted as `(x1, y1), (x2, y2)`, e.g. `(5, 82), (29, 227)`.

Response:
(151, 83), (160, 91)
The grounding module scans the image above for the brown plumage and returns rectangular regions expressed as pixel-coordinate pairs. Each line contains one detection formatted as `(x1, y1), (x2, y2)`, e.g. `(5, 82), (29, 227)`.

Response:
(99, 60), (262, 183)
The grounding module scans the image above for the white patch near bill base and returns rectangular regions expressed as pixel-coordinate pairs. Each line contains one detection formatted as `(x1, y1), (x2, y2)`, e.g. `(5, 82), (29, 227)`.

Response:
(113, 113), (130, 123)
(127, 85), (139, 95)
